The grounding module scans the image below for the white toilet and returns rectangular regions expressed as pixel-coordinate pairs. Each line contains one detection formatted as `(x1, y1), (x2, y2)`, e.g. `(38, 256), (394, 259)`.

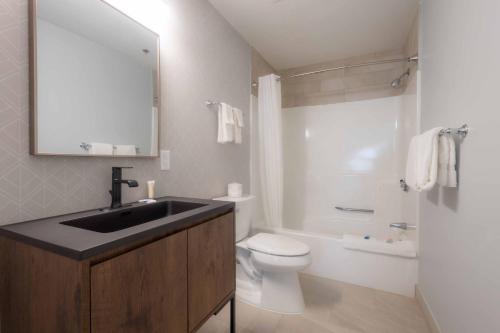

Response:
(214, 195), (311, 314)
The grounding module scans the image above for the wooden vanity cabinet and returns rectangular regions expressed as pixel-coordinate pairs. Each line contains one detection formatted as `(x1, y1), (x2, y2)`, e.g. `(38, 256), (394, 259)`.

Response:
(188, 212), (235, 332)
(91, 230), (188, 333)
(0, 212), (235, 333)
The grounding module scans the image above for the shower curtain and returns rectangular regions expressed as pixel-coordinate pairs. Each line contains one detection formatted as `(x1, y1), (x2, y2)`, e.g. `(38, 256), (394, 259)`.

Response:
(257, 74), (283, 228)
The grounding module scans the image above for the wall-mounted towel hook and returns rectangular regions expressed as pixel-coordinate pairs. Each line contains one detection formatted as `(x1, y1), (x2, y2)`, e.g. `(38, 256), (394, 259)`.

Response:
(205, 100), (220, 107)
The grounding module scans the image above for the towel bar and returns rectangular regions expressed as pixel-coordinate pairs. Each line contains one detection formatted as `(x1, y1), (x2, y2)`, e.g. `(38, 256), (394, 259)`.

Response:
(205, 100), (220, 106)
(80, 142), (139, 153)
(439, 124), (469, 137)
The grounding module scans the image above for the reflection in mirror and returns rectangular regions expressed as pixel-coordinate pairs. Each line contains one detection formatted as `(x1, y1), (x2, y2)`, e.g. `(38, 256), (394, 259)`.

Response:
(31, 0), (160, 157)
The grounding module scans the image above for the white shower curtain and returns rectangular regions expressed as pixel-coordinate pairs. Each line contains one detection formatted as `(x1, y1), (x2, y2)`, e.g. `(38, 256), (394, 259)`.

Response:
(257, 74), (283, 228)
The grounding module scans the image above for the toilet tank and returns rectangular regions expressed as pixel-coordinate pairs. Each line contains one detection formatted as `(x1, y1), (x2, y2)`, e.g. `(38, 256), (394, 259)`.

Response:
(213, 195), (255, 242)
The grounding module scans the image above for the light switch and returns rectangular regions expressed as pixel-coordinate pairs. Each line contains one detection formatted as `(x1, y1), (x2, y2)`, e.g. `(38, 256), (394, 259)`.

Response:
(160, 150), (170, 170)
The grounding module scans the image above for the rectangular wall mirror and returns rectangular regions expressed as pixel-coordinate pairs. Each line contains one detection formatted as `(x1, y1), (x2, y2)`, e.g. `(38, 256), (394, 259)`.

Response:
(29, 0), (160, 157)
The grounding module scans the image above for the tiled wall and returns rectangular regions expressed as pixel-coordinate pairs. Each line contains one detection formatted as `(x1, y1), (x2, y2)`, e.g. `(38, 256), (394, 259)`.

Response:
(279, 9), (419, 109)
(279, 49), (407, 108)
(0, 0), (251, 225)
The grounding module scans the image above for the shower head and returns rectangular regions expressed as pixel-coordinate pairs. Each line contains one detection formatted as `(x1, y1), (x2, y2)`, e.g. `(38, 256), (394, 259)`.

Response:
(391, 78), (402, 88)
(391, 69), (410, 88)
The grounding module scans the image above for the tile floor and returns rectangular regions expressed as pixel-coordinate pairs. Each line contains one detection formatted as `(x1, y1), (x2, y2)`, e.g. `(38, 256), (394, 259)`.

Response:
(198, 274), (430, 333)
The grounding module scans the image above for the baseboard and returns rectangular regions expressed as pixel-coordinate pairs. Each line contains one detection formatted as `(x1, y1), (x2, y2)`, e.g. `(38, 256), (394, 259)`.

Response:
(415, 285), (442, 333)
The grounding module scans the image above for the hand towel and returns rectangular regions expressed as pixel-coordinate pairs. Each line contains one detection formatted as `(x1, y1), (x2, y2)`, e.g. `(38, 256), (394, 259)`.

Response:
(114, 145), (137, 156)
(217, 103), (234, 143)
(233, 107), (244, 144)
(89, 142), (113, 155)
(437, 134), (457, 187)
(405, 127), (443, 191)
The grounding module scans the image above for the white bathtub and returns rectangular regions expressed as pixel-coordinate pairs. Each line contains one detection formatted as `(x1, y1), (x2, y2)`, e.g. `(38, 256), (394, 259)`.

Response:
(253, 227), (418, 297)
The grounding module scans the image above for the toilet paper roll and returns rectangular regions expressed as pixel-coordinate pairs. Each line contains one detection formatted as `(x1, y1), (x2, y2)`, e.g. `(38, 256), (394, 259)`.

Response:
(227, 183), (242, 198)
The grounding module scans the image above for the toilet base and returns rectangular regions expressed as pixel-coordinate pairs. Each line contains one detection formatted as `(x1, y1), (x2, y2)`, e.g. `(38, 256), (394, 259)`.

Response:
(236, 263), (306, 314)
(260, 271), (305, 314)
(236, 264), (261, 307)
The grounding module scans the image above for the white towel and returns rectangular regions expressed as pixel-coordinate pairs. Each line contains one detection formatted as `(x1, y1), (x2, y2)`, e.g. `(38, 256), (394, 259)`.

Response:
(233, 107), (244, 144)
(405, 127), (443, 191)
(114, 145), (137, 156)
(89, 142), (113, 155)
(217, 103), (234, 143)
(437, 134), (457, 187)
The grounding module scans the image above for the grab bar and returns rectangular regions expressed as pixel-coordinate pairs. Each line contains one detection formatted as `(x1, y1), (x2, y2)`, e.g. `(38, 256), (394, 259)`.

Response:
(334, 206), (374, 214)
(390, 223), (416, 230)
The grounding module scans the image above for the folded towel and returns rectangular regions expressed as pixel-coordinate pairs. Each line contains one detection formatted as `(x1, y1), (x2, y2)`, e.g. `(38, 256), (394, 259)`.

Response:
(217, 103), (234, 143)
(89, 142), (113, 155)
(437, 134), (457, 187)
(233, 107), (244, 144)
(342, 234), (417, 258)
(114, 145), (137, 156)
(405, 127), (443, 191)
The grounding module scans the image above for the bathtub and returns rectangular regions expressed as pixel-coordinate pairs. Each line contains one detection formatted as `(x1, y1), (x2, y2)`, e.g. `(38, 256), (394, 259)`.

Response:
(253, 226), (418, 297)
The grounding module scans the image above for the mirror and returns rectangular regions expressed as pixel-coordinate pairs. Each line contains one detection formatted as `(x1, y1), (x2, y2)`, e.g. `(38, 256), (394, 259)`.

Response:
(29, 0), (160, 157)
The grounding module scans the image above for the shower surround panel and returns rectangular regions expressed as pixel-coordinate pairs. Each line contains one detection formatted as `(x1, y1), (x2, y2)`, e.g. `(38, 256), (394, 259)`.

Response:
(282, 96), (405, 240)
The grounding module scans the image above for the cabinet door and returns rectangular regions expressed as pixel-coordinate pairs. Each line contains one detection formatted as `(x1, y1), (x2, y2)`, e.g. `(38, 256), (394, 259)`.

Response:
(91, 231), (187, 333)
(188, 213), (235, 331)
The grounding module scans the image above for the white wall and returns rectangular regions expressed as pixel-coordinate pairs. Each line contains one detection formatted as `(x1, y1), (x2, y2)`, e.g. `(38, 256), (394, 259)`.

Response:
(278, 97), (412, 241)
(0, 0), (251, 224)
(37, 19), (154, 154)
(419, 0), (500, 332)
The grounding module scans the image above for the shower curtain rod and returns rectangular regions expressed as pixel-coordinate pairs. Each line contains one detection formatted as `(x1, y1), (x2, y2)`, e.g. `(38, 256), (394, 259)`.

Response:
(251, 55), (419, 87)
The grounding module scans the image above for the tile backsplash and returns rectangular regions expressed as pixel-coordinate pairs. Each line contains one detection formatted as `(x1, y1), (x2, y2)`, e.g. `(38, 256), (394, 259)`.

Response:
(0, 0), (251, 225)
(279, 9), (418, 109)
(280, 49), (407, 108)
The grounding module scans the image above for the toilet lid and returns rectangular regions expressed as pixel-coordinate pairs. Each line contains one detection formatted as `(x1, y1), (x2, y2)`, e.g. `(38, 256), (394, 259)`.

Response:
(246, 233), (310, 257)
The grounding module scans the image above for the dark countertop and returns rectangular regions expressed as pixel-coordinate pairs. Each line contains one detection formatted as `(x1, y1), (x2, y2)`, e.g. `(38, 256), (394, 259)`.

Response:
(0, 196), (234, 261)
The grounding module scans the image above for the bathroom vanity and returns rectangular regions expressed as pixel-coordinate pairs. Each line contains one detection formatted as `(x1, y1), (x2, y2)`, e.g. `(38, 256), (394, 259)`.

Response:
(13, 1), (238, 330)
(0, 197), (235, 333)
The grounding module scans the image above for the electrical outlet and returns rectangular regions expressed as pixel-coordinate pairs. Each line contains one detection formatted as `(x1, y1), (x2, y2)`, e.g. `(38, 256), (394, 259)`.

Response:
(160, 150), (170, 170)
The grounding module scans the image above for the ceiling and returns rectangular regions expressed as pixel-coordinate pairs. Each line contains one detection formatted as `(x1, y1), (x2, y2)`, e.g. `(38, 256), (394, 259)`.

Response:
(208, 0), (418, 70)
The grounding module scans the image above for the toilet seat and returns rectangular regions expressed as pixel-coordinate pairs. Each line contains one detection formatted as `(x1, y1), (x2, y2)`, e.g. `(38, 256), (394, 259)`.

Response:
(251, 251), (312, 273)
(247, 233), (310, 257)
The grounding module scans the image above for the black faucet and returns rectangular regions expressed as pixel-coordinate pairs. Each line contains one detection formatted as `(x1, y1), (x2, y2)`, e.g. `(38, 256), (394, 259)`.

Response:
(110, 167), (138, 209)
